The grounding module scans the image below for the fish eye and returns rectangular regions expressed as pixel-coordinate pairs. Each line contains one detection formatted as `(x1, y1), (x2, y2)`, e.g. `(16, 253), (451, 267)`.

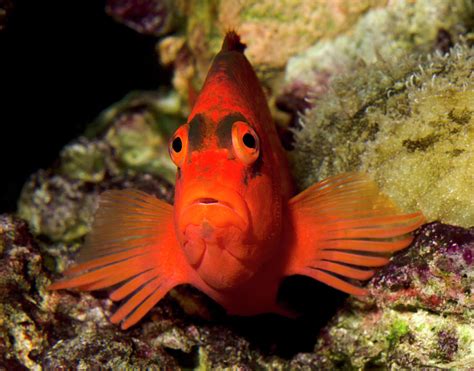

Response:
(231, 121), (259, 165)
(169, 125), (188, 167)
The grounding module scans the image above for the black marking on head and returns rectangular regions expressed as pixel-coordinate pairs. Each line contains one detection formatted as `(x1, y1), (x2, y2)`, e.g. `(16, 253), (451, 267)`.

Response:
(188, 114), (205, 150)
(248, 154), (263, 178)
(216, 113), (248, 150)
(176, 167), (181, 180)
(242, 155), (263, 185)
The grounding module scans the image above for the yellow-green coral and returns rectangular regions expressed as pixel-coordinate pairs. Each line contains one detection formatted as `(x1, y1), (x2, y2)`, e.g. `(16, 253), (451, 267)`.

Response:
(293, 43), (474, 227)
(362, 59), (474, 227)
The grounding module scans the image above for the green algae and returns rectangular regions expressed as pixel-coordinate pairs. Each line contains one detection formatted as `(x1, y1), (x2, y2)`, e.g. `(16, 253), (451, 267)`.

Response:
(361, 69), (474, 227)
(89, 90), (184, 184)
(59, 140), (109, 183)
(388, 318), (410, 349)
(105, 113), (176, 183)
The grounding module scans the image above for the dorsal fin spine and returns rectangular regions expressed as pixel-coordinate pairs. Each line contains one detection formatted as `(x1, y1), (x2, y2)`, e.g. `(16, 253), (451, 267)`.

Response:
(221, 31), (246, 53)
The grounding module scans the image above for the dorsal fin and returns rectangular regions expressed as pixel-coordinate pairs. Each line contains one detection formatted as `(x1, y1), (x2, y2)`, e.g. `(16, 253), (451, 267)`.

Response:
(221, 31), (246, 53)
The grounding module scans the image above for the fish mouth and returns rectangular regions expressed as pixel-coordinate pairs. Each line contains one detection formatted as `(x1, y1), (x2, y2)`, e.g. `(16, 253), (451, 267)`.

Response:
(178, 188), (250, 233)
(177, 187), (256, 289)
(195, 198), (219, 205)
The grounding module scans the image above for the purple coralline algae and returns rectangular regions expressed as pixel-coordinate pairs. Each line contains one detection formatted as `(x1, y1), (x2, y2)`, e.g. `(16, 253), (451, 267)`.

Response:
(370, 222), (473, 313)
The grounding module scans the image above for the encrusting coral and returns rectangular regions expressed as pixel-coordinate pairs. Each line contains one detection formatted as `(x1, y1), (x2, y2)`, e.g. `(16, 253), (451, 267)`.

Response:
(293, 42), (474, 228)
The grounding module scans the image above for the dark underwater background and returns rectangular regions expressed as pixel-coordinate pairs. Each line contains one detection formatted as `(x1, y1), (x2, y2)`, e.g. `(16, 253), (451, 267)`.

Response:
(0, 0), (169, 212)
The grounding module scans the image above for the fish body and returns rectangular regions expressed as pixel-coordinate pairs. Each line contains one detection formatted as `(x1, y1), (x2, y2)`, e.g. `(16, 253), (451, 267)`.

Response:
(50, 32), (425, 329)
(173, 33), (292, 295)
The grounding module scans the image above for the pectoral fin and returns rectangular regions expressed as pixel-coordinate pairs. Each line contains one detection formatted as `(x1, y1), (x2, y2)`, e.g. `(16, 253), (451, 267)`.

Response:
(285, 173), (425, 295)
(49, 189), (193, 329)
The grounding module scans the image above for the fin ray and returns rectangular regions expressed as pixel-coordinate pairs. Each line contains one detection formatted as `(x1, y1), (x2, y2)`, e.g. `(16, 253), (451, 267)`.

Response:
(110, 269), (159, 301)
(308, 261), (374, 280)
(318, 251), (389, 267)
(319, 236), (413, 252)
(121, 283), (172, 329)
(299, 267), (368, 296)
(49, 189), (195, 328)
(286, 173), (425, 295)
(110, 277), (162, 325)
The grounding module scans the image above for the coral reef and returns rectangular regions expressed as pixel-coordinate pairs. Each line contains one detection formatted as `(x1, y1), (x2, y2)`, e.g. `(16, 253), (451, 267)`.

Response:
(313, 222), (474, 369)
(3, 214), (472, 368)
(286, 0), (474, 92)
(158, 0), (386, 117)
(293, 42), (474, 227)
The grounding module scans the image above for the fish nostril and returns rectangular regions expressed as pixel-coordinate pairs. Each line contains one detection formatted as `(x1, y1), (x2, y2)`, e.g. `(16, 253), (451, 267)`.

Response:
(198, 198), (219, 204)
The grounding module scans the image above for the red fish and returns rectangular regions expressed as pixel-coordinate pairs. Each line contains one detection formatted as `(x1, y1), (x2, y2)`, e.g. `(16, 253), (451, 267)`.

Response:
(49, 32), (425, 329)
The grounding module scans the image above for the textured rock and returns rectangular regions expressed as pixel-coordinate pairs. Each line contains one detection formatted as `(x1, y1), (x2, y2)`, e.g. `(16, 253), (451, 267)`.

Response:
(0, 215), (51, 369)
(3, 212), (472, 368)
(369, 222), (473, 313)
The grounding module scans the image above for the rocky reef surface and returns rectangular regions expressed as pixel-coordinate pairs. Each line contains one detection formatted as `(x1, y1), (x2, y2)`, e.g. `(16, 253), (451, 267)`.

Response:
(2, 213), (473, 368)
(312, 222), (474, 369)
(2, 0), (474, 368)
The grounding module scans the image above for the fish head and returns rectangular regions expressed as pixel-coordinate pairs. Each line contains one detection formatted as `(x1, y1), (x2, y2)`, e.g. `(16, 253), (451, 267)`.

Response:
(168, 44), (285, 291)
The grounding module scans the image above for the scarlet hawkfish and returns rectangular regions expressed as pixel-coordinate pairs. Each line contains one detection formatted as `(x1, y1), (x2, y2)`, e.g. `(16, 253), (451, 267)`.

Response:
(49, 32), (425, 329)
